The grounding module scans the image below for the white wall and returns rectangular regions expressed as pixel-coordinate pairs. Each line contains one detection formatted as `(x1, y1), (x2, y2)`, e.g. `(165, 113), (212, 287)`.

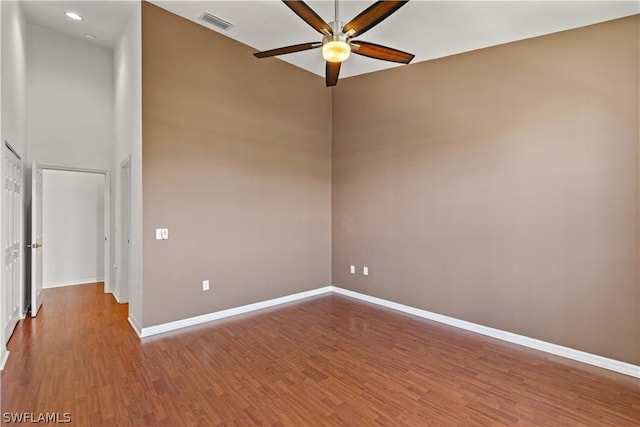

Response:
(114, 4), (142, 329)
(1, 2), (27, 159)
(0, 0), (28, 369)
(1, 0), (3, 368)
(26, 23), (114, 170)
(26, 22), (114, 298)
(42, 170), (104, 288)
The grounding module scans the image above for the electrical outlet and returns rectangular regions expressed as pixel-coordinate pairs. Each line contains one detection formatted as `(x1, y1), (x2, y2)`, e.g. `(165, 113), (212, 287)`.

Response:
(363, 266), (369, 276)
(350, 265), (355, 274)
(202, 280), (209, 291)
(155, 228), (169, 240)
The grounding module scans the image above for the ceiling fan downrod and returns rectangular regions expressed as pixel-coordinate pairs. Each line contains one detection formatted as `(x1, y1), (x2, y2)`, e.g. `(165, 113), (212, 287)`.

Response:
(329, 0), (345, 36)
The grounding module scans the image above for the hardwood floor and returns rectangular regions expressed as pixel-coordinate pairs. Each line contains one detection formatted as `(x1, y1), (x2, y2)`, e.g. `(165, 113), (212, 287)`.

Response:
(1, 283), (638, 426)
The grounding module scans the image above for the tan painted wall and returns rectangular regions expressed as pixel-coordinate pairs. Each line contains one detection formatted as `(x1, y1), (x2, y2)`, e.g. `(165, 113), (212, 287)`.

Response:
(141, 3), (332, 327)
(141, 3), (638, 364)
(332, 16), (639, 364)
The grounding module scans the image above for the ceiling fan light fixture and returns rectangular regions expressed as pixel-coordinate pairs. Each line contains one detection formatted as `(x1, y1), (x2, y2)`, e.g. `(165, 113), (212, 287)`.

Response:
(254, 0), (414, 86)
(322, 37), (351, 63)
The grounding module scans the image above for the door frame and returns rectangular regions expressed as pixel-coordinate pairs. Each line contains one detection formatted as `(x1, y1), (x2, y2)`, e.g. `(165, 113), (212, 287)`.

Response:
(117, 155), (131, 303)
(30, 162), (43, 316)
(36, 164), (111, 294)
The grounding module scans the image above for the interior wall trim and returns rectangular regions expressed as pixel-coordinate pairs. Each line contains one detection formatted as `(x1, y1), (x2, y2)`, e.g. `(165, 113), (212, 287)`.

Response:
(0, 349), (10, 371)
(138, 286), (333, 338)
(331, 287), (640, 378)
(112, 289), (123, 304)
(131, 285), (639, 378)
(128, 315), (143, 337)
(44, 278), (105, 289)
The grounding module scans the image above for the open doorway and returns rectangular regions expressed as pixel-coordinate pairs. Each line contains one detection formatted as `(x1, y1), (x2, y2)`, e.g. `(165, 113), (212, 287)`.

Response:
(29, 165), (111, 316)
(43, 170), (104, 288)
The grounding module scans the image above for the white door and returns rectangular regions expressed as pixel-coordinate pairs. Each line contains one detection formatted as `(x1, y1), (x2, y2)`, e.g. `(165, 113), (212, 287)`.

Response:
(119, 160), (130, 302)
(31, 163), (43, 317)
(3, 144), (22, 342)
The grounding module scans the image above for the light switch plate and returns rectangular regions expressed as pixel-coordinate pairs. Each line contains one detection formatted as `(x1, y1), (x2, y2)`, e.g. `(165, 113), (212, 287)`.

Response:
(156, 228), (169, 240)
(350, 265), (355, 274)
(363, 266), (369, 276)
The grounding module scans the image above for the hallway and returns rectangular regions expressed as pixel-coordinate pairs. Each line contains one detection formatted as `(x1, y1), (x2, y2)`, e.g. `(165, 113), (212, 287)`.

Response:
(2, 284), (134, 424)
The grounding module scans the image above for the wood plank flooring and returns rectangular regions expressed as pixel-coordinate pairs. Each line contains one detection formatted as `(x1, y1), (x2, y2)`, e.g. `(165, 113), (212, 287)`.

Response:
(1, 283), (638, 426)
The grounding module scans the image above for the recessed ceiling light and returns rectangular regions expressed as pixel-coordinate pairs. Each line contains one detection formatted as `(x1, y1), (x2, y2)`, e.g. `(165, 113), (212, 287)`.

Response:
(85, 33), (96, 40)
(64, 12), (83, 21)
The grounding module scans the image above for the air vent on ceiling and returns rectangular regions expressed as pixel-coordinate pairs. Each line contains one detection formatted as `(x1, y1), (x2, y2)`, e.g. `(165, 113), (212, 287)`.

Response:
(200, 12), (234, 31)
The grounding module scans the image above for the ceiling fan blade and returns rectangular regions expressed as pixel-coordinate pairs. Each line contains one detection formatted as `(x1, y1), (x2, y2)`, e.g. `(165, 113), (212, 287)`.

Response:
(343, 1), (408, 38)
(254, 42), (320, 58)
(326, 61), (341, 87)
(351, 41), (415, 64)
(283, 0), (332, 35)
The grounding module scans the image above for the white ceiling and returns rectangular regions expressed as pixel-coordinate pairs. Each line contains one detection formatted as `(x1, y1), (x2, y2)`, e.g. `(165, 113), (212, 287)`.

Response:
(21, 1), (139, 49)
(21, 1), (639, 79)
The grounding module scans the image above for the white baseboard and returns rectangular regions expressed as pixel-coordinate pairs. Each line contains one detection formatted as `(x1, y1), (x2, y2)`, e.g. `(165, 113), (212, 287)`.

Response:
(126, 284), (639, 378)
(332, 286), (640, 378)
(0, 348), (9, 371)
(112, 289), (122, 304)
(44, 278), (104, 288)
(128, 315), (142, 337)
(139, 286), (333, 338)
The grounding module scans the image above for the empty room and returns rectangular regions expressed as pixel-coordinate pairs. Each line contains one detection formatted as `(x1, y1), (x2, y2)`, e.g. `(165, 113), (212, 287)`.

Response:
(1, 1), (638, 425)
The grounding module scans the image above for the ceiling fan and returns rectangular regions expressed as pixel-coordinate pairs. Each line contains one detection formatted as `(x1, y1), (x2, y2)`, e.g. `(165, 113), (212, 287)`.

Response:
(254, 0), (415, 87)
